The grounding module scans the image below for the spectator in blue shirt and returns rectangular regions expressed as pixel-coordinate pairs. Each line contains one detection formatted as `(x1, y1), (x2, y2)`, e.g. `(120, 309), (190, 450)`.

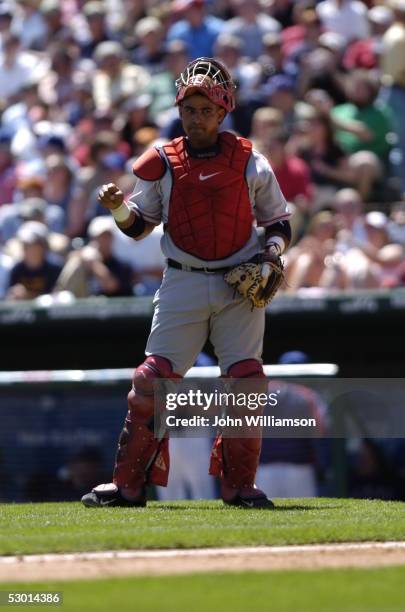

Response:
(223, 0), (281, 59)
(7, 221), (62, 300)
(167, 0), (224, 60)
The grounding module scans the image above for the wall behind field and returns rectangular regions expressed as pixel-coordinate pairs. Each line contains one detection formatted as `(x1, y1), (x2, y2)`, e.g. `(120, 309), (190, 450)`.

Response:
(0, 290), (404, 375)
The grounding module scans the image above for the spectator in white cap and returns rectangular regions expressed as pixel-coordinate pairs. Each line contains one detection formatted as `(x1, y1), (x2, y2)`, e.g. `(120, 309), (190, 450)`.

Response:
(92, 40), (150, 112)
(333, 201), (389, 259)
(132, 17), (165, 75)
(6, 220), (62, 300)
(56, 216), (133, 298)
(363, 211), (390, 254)
(328, 210), (391, 278)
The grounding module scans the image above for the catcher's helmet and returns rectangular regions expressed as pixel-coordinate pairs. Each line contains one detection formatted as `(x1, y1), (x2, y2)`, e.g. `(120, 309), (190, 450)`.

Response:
(175, 57), (236, 113)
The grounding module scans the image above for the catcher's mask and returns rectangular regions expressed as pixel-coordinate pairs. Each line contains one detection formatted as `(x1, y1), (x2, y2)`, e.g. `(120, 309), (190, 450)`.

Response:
(175, 57), (236, 113)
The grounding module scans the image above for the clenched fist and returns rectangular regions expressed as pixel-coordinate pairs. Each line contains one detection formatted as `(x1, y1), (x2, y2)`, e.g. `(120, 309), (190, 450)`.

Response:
(98, 183), (124, 210)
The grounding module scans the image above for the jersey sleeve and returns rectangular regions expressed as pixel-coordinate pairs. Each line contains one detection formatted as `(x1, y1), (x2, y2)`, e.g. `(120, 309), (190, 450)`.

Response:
(127, 176), (164, 226)
(247, 149), (291, 227)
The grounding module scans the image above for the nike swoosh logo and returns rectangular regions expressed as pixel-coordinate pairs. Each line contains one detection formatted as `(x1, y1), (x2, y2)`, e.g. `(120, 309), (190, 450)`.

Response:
(99, 498), (116, 506)
(241, 500), (255, 508)
(199, 172), (222, 182)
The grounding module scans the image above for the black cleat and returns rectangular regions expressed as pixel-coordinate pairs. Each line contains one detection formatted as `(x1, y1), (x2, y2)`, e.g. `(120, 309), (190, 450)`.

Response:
(224, 492), (275, 509)
(81, 483), (146, 508)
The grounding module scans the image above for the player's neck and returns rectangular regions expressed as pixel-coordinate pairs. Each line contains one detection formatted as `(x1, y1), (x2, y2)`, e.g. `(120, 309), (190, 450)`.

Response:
(185, 136), (220, 159)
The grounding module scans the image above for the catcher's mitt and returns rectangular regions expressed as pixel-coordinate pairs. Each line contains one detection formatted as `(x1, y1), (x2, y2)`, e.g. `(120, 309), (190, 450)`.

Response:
(224, 252), (284, 309)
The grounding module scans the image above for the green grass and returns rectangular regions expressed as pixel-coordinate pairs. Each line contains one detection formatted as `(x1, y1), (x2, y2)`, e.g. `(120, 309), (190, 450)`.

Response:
(1, 498), (405, 556)
(3, 567), (405, 612)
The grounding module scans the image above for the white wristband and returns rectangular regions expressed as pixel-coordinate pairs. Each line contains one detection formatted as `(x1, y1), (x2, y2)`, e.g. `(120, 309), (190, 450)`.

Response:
(266, 236), (285, 254)
(112, 202), (131, 224)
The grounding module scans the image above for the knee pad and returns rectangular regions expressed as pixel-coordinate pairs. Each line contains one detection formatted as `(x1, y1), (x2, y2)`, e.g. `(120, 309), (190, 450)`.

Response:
(226, 358), (267, 399)
(227, 359), (265, 378)
(129, 355), (180, 420)
(133, 355), (177, 393)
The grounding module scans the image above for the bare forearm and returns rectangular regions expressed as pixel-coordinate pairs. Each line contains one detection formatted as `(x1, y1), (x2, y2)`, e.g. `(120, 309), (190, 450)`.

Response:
(90, 261), (120, 293)
(317, 163), (353, 183)
(331, 116), (373, 141)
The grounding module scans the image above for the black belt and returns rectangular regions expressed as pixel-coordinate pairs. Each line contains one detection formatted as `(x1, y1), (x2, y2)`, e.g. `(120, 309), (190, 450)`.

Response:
(167, 258), (232, 274)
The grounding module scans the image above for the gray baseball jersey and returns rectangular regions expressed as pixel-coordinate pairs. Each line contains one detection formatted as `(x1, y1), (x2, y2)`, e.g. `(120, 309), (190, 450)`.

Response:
(128, 148), (290, 268)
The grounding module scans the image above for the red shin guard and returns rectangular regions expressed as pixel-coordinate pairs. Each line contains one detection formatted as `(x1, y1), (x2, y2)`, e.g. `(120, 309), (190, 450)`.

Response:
(113, 355), (181, 494)
(209, 360), (267, 500)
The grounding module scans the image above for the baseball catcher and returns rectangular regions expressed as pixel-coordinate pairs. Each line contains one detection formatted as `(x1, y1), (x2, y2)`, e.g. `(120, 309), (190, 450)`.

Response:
(82, 57), (291, 510)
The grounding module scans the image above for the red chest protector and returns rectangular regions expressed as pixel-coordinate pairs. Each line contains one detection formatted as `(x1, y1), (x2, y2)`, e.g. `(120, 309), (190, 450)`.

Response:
(163, 131), (253, 261)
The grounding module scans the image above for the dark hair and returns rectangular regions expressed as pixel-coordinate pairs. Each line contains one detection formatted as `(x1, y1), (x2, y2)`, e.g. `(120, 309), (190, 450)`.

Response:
(349, 69), (380, 104)
(2, 32), (20, 49)
(311, 111), (337, 149)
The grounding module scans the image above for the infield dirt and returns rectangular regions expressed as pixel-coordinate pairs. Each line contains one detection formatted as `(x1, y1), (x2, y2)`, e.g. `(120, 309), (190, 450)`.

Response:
(2, 542), (405, 582)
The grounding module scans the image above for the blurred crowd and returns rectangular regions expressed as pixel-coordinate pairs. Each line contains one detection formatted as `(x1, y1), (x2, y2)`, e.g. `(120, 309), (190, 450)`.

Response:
(0, 0), (404, 302)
